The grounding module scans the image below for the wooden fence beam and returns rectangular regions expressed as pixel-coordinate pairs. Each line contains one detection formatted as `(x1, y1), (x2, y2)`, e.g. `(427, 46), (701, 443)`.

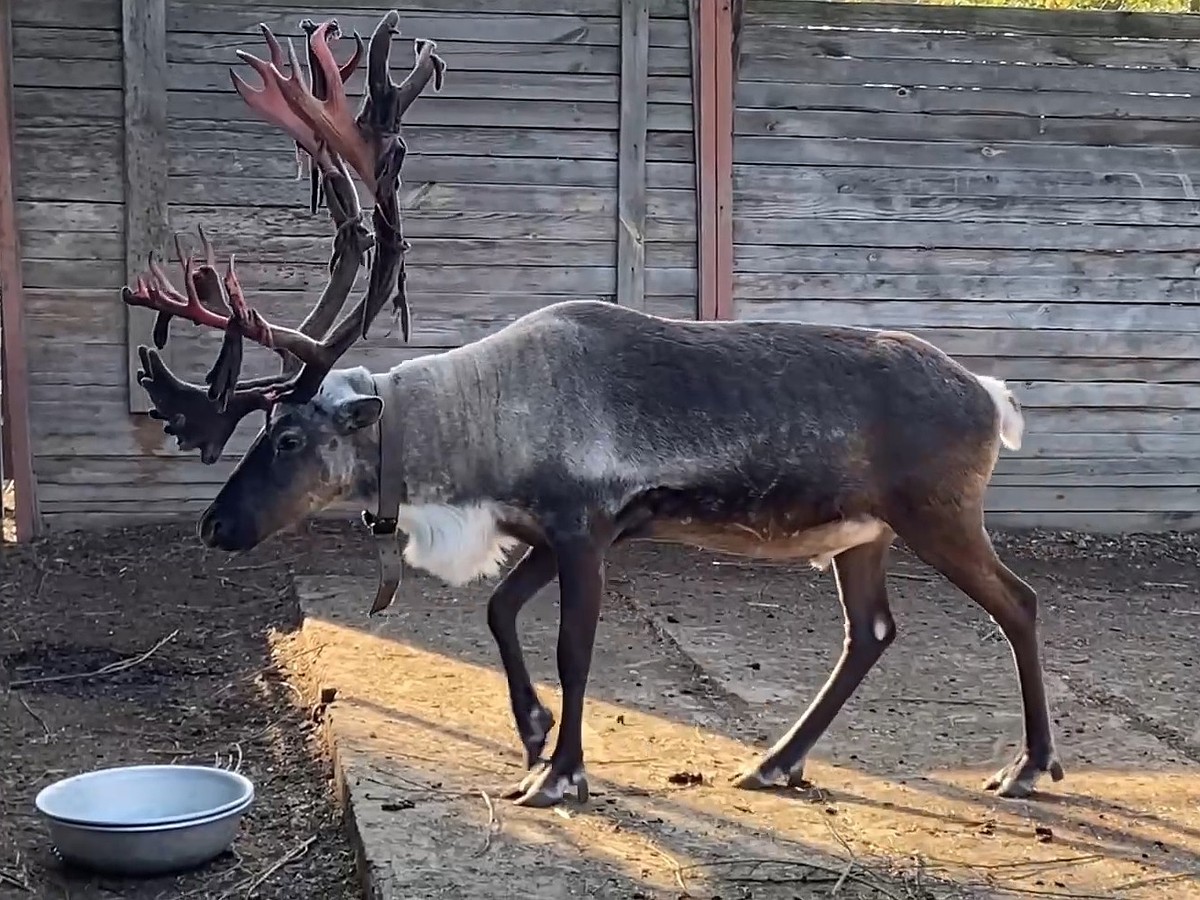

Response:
(692, 0), (735, 321)
(122, 0), (170, 413)
(617, 0), (649, 311)
(714, 0), (735, 321)
(0, 0), (42, 539)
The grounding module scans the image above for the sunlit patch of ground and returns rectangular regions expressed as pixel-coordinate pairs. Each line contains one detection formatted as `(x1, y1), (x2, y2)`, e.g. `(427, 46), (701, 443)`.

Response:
(2, 480), (15, 543)
(284, 566), (1199, 900)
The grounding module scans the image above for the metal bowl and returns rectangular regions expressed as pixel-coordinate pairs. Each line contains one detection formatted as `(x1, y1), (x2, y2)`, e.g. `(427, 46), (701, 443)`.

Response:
(35, 764), (254, 828)
(42, 796), (253, 877)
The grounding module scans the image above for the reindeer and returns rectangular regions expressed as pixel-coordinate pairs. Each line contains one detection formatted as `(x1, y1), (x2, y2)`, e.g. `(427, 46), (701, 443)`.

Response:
(122, 11), (1063, 810)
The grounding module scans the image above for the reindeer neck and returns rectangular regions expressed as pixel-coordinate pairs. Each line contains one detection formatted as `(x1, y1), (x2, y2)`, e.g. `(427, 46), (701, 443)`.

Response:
(367, 349), (507, 509)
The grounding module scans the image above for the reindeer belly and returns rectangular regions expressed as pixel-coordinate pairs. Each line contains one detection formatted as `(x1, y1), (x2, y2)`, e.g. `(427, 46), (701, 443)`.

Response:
(643, 516), (889, 569)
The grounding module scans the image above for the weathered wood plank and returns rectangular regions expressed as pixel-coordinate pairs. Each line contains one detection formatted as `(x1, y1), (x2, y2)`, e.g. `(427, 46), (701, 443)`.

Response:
(746, 0), (1200, 41)
(23, 258), (124, 289)
(732, 218), (1200, 253)
(617, 0), (650, 311)
(992, 457), (1200, 481)
(734, 244), (1200, 279)
(17, 175), (120, 205)
(737, 300), (1200, 333)
(740, 54), (1200, 99)
(26, 341), (447, 388)
(12, 27), (119, 60)
(167, 92), (691, 133)
(170, 9), (605, 44)
(11, 0), (119, 29)
(16, 200), (123, 232)
(957, 356), (1200, 384)
(13, 121), (121, 165)
(169, 150), (694, 190)
(735, 135), (1200, 175)
(173, 10), (628, 42)
(170, 178), (625, 211)
(21, 234), (692, 267)
(122, 0), (167, 414)
(737, 80), (1200, 124)
(166, 7), (690, 48)
(7, 88), (656, 131)
(168, 206), (690, 243)
(733, 165), (1200, 204)
(110, 63), (692, 105)
(985, 486), (1200, 513)
(12, 87), (120, 120)
(23, 259), (694, 297)
(174, 153), (622, 188)
(18, 230), (123, 260)
(17, 56), (615, 96)
(12, 58), (124, 89)
(984, 511), (1200, 532)
(30, 293), (698, 375)
(198, 93), (622, 130)
(15, 139), (121, 194)
(734, 192), (1200, 229)
(181, 0), (682, 15)
(168, 123), (693, 161)
(167, 37), (690, 77)
(175, 123), (622, 160)
(1016, 382), (1200, 410)
(163, 183), (688, 223)
(724, 322), (1200, 359)
(745, 25), (1200, 72)
(735, 107), (1200, 150)
(733, 273), (1200, 305)
(172, 64), (695, 106)
(1017, 409), (1200, 434)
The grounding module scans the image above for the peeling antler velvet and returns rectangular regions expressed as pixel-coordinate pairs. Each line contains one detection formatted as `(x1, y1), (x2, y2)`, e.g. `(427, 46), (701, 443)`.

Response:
(120, 11), (445, 462)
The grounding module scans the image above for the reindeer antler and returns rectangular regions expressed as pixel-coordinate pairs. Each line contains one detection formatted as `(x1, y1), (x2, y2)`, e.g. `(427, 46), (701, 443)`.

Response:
(122, 11), (445, 462)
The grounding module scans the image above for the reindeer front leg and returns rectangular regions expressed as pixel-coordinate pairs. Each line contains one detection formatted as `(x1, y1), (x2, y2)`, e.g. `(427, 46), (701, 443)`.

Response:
(486, 544), (558, 768)
(503, 537), (605, 807)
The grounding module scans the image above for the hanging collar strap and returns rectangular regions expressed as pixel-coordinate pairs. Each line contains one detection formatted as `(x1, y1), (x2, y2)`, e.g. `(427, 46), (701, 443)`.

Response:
(361, 374), (408, 615)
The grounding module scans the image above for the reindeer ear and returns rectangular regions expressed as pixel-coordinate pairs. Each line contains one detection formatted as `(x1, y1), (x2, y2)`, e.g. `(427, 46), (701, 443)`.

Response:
(334, 395), (383, 433)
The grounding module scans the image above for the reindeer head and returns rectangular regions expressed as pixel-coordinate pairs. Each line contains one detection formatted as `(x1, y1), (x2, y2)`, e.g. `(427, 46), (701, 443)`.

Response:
(199, 368), (384, 551)
(118, 12), (446, 549)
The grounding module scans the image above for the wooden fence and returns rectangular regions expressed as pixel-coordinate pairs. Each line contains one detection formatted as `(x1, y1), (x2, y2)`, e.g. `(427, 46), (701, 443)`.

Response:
(6, 0), (1200, 533)
(9, 0), (695, 526)
(732, 0), (1200, 532)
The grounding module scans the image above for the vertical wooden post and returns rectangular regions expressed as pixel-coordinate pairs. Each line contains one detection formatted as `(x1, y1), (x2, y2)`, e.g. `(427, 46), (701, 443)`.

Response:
(123, 0), (170, 413)
(617, 0), (650, 310)
(692, 0), (735, 321)
(713, 0), (735, 321)
(0, 0), (41, 539)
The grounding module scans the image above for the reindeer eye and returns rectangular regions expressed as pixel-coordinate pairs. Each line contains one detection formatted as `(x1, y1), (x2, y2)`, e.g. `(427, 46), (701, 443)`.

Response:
(275, 432), (304, 454)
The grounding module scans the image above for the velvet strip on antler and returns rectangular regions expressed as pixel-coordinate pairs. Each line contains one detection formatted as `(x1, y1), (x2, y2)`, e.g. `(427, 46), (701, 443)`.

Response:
(120, 10), (445, 463)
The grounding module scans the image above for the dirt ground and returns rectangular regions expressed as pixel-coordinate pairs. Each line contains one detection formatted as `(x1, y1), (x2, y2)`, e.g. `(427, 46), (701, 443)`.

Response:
(0, 518), (378, 899)
(2, 511), (1199, 899)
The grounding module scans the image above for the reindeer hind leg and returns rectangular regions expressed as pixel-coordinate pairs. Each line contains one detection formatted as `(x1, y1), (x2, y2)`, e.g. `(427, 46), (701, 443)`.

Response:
(894, 504), (1064, 799)
(732, 531), (896, 790)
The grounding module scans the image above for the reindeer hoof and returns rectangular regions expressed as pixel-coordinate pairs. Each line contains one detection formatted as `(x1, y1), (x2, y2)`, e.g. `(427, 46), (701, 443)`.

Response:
(984, 752), (1064, 798)
(519, 704), (555, 770)
(503, 761), (587, 808)
(732, 757), (806, 791)
(730, 766), (779, 790)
